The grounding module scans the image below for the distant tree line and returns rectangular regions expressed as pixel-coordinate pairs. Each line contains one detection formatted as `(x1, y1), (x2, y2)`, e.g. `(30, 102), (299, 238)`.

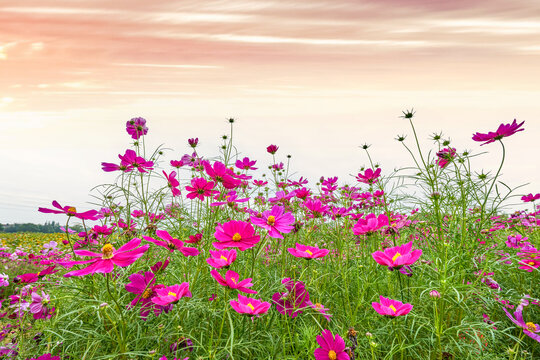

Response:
(0, 221), (63, 233)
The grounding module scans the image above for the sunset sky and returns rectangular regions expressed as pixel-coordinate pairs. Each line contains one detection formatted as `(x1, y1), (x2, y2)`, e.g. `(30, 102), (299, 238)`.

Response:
(1, 0), (539, 223)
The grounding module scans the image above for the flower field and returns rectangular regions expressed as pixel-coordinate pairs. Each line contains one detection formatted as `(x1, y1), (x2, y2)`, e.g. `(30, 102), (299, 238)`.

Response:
(1, 114), (538, 359)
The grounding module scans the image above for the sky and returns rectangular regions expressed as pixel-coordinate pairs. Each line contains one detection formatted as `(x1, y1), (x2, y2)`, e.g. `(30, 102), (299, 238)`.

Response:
(1, 0), (539, 224)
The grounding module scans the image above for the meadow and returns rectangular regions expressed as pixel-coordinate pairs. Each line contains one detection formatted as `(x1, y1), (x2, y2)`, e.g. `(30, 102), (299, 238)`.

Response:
(0, 114), (538, 360)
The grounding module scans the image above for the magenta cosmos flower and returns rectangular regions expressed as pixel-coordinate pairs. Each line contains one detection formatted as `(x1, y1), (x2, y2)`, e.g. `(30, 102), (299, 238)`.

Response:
(314, 329), (349, 360)
(522, 193), (540, 202)
(272, 278), (310, 318)
(372, 241), (422, 269)
(143, 230), (199, 257)
(472, 119), (525, 145)
(118, 149), (154, 173)
(288, 243), (329, 260)
(152, 283), (192, 306)
(250, 205), (295, 239)
(206, 249), (237, 269)
(126, 117), (148, 139)
(356, 168), (381, 185)
(163, 171), (181, 197)
(353, 213), (389, 235)
(372, 296), (413, 317)
(436, 147), (456, 169)
(210, 270), (257, 294)
(266, 144), (279, 154)
(125, 271), (160, 318)
(38, 200), (100, 220)
(211, 190), (249, 207)
(185, 177), (218, 201)
(230, 294), (271, 316)
(61, 238), (149, 277)
(503, 297), (540, 343)
(28, 355), (60, 360)
(236, 157), (257, 170)
(213, 220), (261, 251)
(29, 291), (50, 315)
(204, 161), (241, 189)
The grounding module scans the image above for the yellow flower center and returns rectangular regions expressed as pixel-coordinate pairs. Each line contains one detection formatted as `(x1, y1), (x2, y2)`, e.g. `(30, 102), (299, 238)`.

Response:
(232, 233), (242, 242)
(267, 215), (276, 226)
(220, 255), (228, 261)
(526, 322), (537, 332)
(392, 252), (401, 262)
(328, 350), (337, 360)
(67, 206), (77, 214)
(168, 291), (177, 297)
(306, 250), (313, 256)
(247, 303), (254, 311)
(102, 244), (114, 259)
(142, 288), (153, 299)
(389, 305), (397, 313)
(528, 261), (535, 265)
(231, 277), (237, 283)
(315, 303), (322, 309)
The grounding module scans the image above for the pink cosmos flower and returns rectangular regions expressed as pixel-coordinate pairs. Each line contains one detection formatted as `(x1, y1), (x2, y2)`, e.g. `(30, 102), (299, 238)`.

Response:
(38, 201), (100, 220)
(211, 191), (250, 207)
(143, 230), (199, 257)
(436, 147), (456, 169)
(101, 161), (131, 172)
(60, 238), (149, 277)
(372, 296), (413, 317)
(185, 177), (218, 201)
(517, 247), (540, 272)
(294, 187), (312, 200)
(126, 117), (148, 139)
(253, 179), (268, 187)
(506, 234), (530, 249)
(0, 274), (8, 287)
(163, 171), (181, 197)
(204, 161), (241, 189)
(181, 152), (202, 168)
(230, 294), (270, 316)
(302, 199), (329, 218)
(309, 301), (332, 321)
(522, 193), (540, 202)
(269, 190), (295, 203)
(314, 329), (349, 360)
(503, 297), (540, 343)
(250, 205), (295, 239)
(287, 243), (329, 260)
(118, 149), (154, 173)
(125, 271), (160, 318)
(372, 241), (422, 269)
(236, 157), (257, 170)
(472, 119), (525, 145)
(170, 159), (184, 168)
(266, 144), (279, 154)
(206, 249), (237, 268)
(210, 270), (257, 294)
(30, 291), (50, 314)
(213, 220), (261, 251)
(272, 278), (310, 318)
(356, 168), (381, 185)
(152, 283), (192, 306)
(353, 213), (389, 235)
(28, 354), (61, 360)
(14, 266), (58, 284)
(188, 137), (199, 147)
(151, 259), (170, 273)
(185, 233), (203, 244)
